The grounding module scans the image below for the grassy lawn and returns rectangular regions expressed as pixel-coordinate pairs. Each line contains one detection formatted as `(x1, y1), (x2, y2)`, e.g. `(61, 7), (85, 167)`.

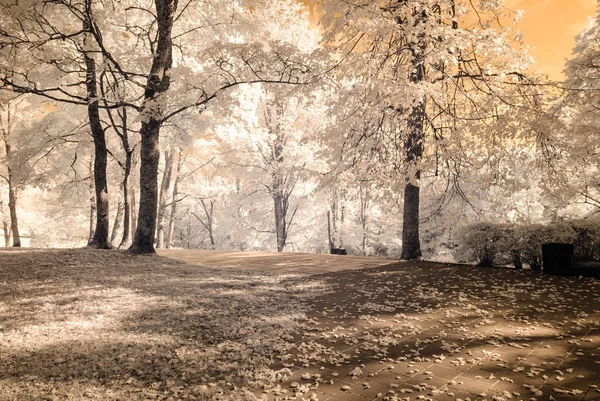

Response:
(1, 249), (599, 401)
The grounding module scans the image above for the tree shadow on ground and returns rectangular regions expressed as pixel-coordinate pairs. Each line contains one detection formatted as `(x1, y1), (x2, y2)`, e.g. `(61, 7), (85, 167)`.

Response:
(278, 261), (600, 400)
(1, 250), (599, 400)
(0, 249), (323, 400)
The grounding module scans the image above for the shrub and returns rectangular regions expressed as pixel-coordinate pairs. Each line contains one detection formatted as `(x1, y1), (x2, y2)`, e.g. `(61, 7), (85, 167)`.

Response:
(456, 220), (600, 270)
(499, 225), (523, 269)
(565, 219), (600, 260)
(513, 220), (600, 266)
(456, 223), (508, 267)
(511, 223), (576, 271)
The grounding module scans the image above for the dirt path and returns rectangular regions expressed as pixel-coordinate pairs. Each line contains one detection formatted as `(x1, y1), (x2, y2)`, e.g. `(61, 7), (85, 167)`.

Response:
(157, 249), (398, 275)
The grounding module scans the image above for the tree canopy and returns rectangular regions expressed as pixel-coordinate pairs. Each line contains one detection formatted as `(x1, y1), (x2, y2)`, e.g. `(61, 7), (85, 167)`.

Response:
(0, 0), (597, 258)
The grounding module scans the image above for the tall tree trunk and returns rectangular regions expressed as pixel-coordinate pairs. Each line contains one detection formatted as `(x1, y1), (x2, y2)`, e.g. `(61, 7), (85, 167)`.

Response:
(400, 60), (425, 260)
(128, 149), (140, 248)
(130, 184), (137, 242)
(274, 193), (286, 252)
(166, 148), (183, 248)
(201, 199), (215, 247)
(110, 189), (124, 245)
(119, 122), (133, 249)
(338, 190), (346, 248)
(130, 0), (178, 254)
(271, 133), (287, 252)
(119, 152), (132, 249)
(131, 119), (161, 254)
(88, 159), (96, 243)
(7, 185), (20, 247)
(401, 178), (421, 259)
(105, 102), (134, 250)
(1, 199), (10, 246)
(156, 148), (175, 248)
(329, 189), (339, 251)
(1, 108), (20, 247)
(83, 14), (110, 249)
(326, 210), (333, 251)
(359, 185), (369, 256)
(6, 155), (20, 247)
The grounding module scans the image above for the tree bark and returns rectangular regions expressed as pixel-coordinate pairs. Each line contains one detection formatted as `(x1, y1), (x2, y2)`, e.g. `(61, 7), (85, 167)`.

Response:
(1, 199), (10, 246)
(130, 183), (137, 243)
(400, 97), (425, 260)
(400, 96), (425, 258)
(83, 13), (111, 249)
(166, 148), (183, 248)
(326, 210), (333, 251)
(119, 157), (132, 248)
(1, 105), (20, 247)
(329, 190), (339, 250)
(359, 184), (369, 256)
(0, 137), (19, 247)
(7, 187), (20, 247)
(130, 119), (161, 254)
(338, 190), (346, 248)
(6, 155), (20, 247)
(273, 193), (286, 252)
(118, 112), (133, 249)
(401, 180), (421, 259)
(130, 0), (178, 254)
(400, 28), (426, 260)
(110, 189), (124, 245)
(88, 159), (96, 243)
(156, 148), (175, 248)
(200, 199), (215, 247)
(271, 131), (287, 252)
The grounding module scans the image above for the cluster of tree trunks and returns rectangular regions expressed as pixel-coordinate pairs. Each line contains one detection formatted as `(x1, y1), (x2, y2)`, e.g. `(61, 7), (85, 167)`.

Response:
(87, 0), (179, 254)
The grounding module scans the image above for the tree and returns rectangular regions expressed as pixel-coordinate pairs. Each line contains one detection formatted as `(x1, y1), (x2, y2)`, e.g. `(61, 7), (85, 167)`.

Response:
(553, 3), (600, 217)
(100, 70), (138, 249)
(126, 0), (315, 253)
(129, 0), (178, 253)
(216, 86), (325, 252)
(0, 93), (85, 247)
(0, 0), (130, 249)
(1, 0), (316, 253)
(320, 0), (541, 259)
(0, 96), (23, 246)
(165, 148), (184, 248)
(156, 148), (176, 248)
(263, 94), (303, 252)
(82, 3), (110, 249)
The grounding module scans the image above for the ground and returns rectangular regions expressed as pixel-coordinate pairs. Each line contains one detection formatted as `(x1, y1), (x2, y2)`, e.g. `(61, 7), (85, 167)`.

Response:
(1, 249), (599, 401)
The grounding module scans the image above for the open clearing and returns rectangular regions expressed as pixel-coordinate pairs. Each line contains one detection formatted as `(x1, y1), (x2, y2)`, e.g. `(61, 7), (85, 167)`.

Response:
(1, 249), (600, 401)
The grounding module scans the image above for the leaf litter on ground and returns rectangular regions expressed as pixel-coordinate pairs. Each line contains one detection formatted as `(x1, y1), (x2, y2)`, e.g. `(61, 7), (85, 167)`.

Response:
(1, 250), (600, 401)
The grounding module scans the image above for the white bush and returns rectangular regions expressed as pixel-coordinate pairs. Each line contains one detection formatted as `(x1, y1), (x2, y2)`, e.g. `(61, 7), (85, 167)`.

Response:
(455, 223), (508, 267)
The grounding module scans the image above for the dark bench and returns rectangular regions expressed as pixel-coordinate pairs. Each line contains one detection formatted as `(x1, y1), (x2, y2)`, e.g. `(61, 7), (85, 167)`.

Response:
(542, 243), (573, 276)
(542, 243), (600, 278)
(330, 248), (347, 255)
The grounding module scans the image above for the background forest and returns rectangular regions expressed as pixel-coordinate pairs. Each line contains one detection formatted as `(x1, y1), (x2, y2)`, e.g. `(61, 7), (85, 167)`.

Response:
(0, 0), (598, 260)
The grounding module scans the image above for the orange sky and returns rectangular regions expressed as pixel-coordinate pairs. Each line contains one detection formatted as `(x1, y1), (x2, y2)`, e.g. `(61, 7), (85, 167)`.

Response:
(509, 0), (596, 80)
(302, 0), (597, 81)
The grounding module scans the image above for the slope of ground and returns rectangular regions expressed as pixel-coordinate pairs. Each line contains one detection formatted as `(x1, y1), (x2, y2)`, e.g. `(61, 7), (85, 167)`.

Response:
(1, 249), (599, 401)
